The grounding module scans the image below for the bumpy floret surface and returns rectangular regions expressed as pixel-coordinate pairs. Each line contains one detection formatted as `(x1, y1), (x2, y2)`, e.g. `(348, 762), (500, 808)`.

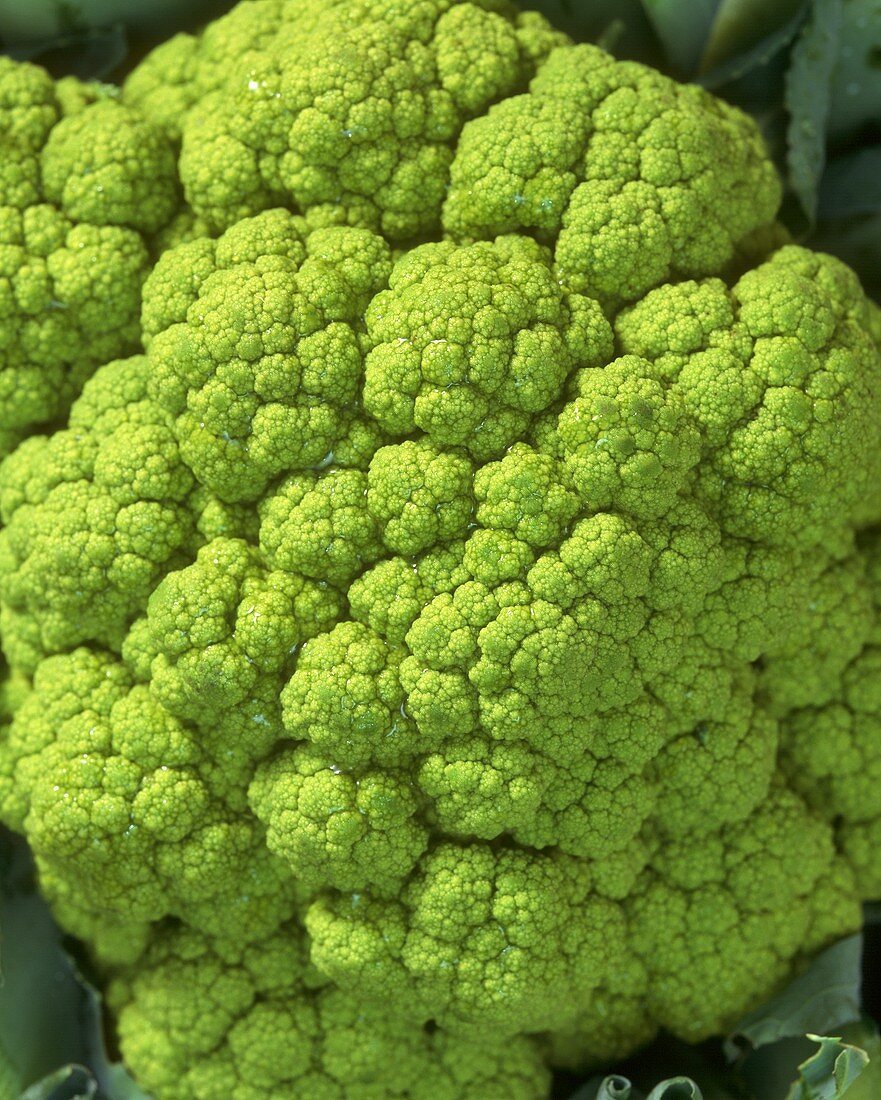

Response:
(0, 58), (180, 458)
(1, 4), (880, 1099)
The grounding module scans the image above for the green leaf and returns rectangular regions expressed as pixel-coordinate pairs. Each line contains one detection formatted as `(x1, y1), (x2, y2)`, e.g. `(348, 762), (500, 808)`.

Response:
(741, 1022), (881, 1100)
(785, 0), (842, 221)
(785, 1035), (870, 1099)
(726, 935), (864, 1058)
(16, 1058), (149, 1100)
(640, 0), (719, 72)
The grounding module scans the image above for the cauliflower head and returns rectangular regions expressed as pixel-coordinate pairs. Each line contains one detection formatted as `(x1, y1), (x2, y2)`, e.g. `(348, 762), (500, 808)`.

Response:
(1, 2), (880, 1099)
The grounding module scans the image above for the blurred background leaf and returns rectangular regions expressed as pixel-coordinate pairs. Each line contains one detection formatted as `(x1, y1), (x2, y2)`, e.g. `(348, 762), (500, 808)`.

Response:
(699, 0), (807, 75)
(0, 0), (234, 44)
(783, 0), (841, 219)
(2, 23), (126, 79)
(0, 0), (236, 78)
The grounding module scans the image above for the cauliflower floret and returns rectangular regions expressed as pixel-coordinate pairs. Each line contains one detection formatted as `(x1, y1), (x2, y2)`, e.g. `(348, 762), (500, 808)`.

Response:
(0, 59), (180, 457)
(109, 921), (551, 1100)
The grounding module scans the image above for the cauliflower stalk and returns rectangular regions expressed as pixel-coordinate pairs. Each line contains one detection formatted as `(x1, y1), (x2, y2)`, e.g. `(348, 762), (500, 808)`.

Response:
(0, 1), (880, 1098)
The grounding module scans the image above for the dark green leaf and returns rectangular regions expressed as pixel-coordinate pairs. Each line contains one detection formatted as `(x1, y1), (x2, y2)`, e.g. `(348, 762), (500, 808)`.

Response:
(0, 1044), (19, 1100)
(640, 0), (719, 72)
(726, 936), (863, 1059)
(63, 953), (152, 1100)
(740, 1036), (822, 1100)
(785, 0), (842, 221)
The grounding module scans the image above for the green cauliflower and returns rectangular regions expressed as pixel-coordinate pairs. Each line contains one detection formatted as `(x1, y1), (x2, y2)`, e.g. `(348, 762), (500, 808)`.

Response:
(0, 58), (181, 458)
(0, 2), (880, 1099)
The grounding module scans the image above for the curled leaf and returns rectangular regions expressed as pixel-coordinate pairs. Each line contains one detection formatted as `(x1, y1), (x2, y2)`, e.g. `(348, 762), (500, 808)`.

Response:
(786, 1035), (870, 1100)
(646, 1078), (704, 1100)
(590, 1076), (634, 1100)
